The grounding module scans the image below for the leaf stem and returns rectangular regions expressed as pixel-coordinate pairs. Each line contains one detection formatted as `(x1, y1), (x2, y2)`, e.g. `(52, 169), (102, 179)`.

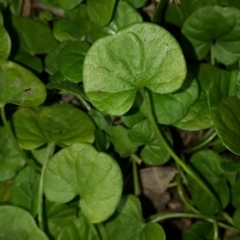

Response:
(77, 95), (91, 111)
(212, 220), (219, 240)
(38, 142), (55, 231)
(0, 106), (40, 171)
(130, 153), (142, 164)
(131, 155), (141, 196)
(140, 89), (222, 212)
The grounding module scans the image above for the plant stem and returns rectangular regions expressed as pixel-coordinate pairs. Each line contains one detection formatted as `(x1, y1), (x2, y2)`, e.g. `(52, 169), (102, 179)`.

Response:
(140, 89), (222, 212)
(131, 156), (141, 196)
(77, 95), (91, 111)
(130, 153), (142, 164)
(38, 142), (55, 231)
(212, 220), (219, 240)
(0, 106), (40, 171)
(184, 131), (217, 154)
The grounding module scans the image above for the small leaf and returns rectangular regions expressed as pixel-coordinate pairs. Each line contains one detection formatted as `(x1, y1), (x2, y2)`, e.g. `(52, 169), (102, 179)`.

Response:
(0, 126), (25, 181)
(87, 0), (116, 27)
(211, 97), (240, 156)
(182, 6), (240, 65)
(58, 41), (90, 82)
(0, 205), (48, 239)
(11, 166), (40, 217)
(44, 143), (123, 223)
(105, 125), (138, 158)
(13, 104), (95, 149)
(105, 195), (165, 240)
(129, 119), (171, 165)
(233, 209), (240, 230)
(0, 58), (46, 107)
(83, 23), (186, 115)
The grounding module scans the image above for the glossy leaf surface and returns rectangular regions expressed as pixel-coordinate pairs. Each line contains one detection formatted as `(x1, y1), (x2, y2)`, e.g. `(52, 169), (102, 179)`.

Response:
(105, 195), (165, 240)
(211, 97), (240, 156)
(0, 58), (46, 107)
(0, 126), (25, 181)
(13, 104), (95, 149)
(83, 23), (186, 115)
(0, 205), (48, 239)
(44, 143), (123, 223)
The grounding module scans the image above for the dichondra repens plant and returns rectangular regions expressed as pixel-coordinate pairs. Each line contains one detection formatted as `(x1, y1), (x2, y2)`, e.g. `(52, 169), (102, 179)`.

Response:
(1, 0), (240, 239)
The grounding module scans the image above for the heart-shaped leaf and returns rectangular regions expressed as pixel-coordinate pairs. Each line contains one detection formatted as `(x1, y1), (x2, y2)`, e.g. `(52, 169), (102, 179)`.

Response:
(211, 97), (240, 156)
(44, 143), (123, 223)
(13, 104), (95, 149)
(83, 23), (186, 116)
(0, 58), (46, 107)
(0, 126), (25, 181)
(0, 205), (48, 239)
(129, 119), (171, 165)
(182, 6), (240, 65)
(105, 195), (165, 240)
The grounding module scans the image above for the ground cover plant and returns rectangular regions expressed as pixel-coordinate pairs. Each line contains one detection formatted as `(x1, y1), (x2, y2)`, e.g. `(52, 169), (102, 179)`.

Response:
(1, 0), (240, 239)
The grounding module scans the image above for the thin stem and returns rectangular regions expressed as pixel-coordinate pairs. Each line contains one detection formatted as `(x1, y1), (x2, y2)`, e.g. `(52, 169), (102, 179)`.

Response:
(184, 131), (217, 154)
(77, 96), (91, 111)
(0, 106), (40, 171)
(130, 153), (142, 164)
(212, 220), (219, 240)
(140, 89), (222, 212)
(131, 157), (141, 196)
(222, 212), (234, 226)
(38, 142), (55, 231)
(147, 212), (238, 232)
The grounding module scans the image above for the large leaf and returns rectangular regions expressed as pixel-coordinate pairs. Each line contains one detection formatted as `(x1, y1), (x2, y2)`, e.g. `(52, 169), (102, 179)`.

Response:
(87, 0), (115, 27)
(83, 23), (186, 116)
(0, 126), (25, 181)
(0, 58), (46, 107)
(11, 166), (40, 217)
(44, 143), (123, 223)
(188, 150), (229, 214)
(105, 195), (165, 240)
(182, 6), (240, 65)
(129, 119), (171, 165)
(0, 12), (11, 59)
(90, 1), (142, 42)
(211, 97), (240, 156)
(11, 15), (58, 55)
(0, 205), (48, 239)
(58, 41), (90, 82)
(13, 104), (95, 149)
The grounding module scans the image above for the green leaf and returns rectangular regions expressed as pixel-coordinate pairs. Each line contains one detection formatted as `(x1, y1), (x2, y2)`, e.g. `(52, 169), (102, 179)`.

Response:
(0, 12), (11, 59)
(174, 64), (214, 130)
(233, 209), (240, 230)
(90, 1), (142, 42)
(0, 58), (46, 107)
(123, 0), (147, 8)
(182, 6), (240, 65)
(44, 143), (123, 223)
(183, 221), (214, 240)
(13, 52), (43, 74)
(211, 97), (240, 156)
(0, 126), (25, 181)
(13, 104), (95, 149)
(58, 41), (90, 82)
(11, 166), (40, 217)
(188, 150), (229, 214)
(57, 0), (83, 10)
(129, 119), (171, 165)
(88, 0), (115, 27)
(94, 129), (110, 152)
(83, 23), (186, 116)
(151, 72), (199, 125)
(220, 161), (240, 173)
(105, 195), (165, 240)
(0, 205), (48, 239)
(39, 0), (60, 8)
(46, 201), (77, 238)
(231, 178), (240, 208)
(0, 180), (12, 203)
(121, 110), (145, 129)
(105, 125), (138, 158)
(11, 15), (58, 55)
(88, 109), (109, 130)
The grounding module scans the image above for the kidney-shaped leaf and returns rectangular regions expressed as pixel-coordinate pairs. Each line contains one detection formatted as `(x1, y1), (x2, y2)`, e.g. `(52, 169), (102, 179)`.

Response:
(13, 104), (95, 149)
(83, 23), (186, 116)
(0, 205), (48, 240)
(211, 97), (240, 156)
(0, 58), (46, 107)
(182, 6), (240, 65)
(44, 143), (123, 223)
(105, 195), (165, 240)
